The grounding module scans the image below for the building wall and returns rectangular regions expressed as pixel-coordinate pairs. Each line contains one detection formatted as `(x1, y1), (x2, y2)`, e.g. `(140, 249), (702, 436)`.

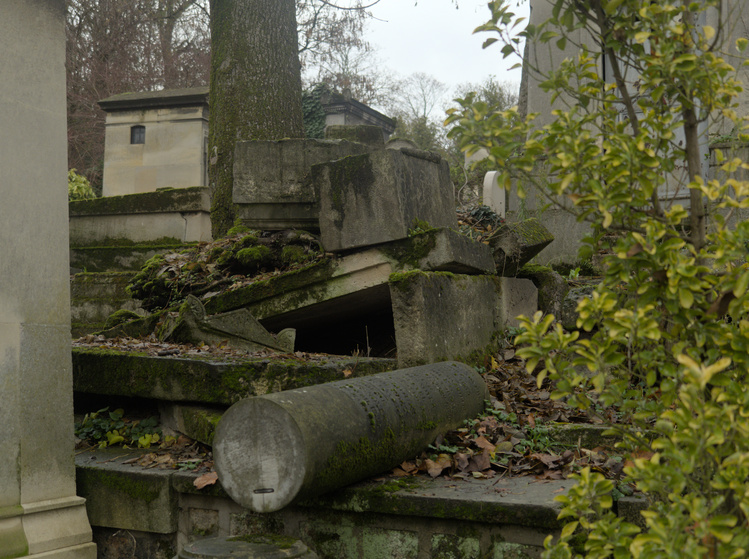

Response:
(102, 106), (208, 197)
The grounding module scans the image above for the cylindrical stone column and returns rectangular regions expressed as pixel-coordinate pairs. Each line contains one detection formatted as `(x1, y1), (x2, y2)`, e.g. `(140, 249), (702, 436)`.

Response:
(214, 361), (488, 512)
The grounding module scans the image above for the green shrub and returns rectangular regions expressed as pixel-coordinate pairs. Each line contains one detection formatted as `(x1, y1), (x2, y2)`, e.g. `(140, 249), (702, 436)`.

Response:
(449, 1), (749, 556)
(68, 169), (95, 201)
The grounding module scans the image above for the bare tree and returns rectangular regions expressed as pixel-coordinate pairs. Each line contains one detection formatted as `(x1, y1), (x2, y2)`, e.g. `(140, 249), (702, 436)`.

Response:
(66, 0), (210, 191)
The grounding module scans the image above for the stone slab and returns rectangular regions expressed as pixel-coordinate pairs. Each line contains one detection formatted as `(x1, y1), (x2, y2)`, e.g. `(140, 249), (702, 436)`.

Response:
(490, 218), (554, 276)
(69, 187), (211, 245)
(203, 230), (492, 333)
(70, 244), (193, 273)
(315, 149), (457, 252)
(496, 277), (539, 329)
(390, 272), (502, 367)
(75, 450), (177, 534)
(389, 272), (537, 367)
(72, 348), (396, 405)
(70, 272), (143, 336)
(232, 139), (372, 230)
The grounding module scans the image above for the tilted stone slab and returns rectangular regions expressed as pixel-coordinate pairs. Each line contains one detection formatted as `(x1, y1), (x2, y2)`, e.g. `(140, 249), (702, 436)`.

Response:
(72, 348), (396, 405)
(489, 218), (554, 276)
(389, 272), (538, 368)
(232, 139), (373, 230)
(315, 149), (457, 252)
(162, 295), (296, 353)
(203, 229), (493, 331)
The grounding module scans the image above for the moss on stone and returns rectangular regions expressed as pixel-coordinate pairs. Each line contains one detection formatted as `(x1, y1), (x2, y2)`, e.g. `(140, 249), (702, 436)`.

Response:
(104, 309), (142, 330)
(281, 245), (308, 265)
(311, 429), (400, 497)
(87, 470), (162, 504)
(228, 534), (297, 549)
(72, 347), (396, 405)
(204, 259), (336, 315)
(69, 187), (208, 217)
(236, 245), (272, 268)
(380, 230), (438, 270)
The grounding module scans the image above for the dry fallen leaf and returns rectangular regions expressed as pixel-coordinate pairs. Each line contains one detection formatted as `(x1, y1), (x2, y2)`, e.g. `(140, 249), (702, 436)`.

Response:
(194, 471), (218, 489)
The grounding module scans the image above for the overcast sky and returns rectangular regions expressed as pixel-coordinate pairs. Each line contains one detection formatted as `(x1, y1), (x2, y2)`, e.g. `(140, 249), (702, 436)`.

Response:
(365, 0), (528, 102)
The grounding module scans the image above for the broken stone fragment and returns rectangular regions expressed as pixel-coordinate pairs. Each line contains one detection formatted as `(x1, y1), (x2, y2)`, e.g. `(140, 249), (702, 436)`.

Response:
(517, 265), (569, 318)
(489, 218), (554, 276)
(163, 295), (295, 353)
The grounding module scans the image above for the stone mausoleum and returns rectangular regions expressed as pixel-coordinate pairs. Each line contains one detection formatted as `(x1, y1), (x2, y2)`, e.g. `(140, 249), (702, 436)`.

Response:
(98, 87), (395, 198)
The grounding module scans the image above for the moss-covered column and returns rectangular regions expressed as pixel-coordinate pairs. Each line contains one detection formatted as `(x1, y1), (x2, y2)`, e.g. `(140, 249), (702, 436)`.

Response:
(208, 0), (306, 237)
(214, 362), (488, 512)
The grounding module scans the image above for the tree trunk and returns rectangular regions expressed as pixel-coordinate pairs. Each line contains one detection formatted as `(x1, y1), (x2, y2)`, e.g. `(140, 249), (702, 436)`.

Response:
(208, 0), (306, 238)
(214, 362), (489, 512)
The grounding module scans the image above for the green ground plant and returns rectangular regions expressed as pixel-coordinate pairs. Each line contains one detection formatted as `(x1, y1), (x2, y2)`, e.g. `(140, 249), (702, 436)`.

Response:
(448, 1), (749, 556)
(75, 407), (162, 449)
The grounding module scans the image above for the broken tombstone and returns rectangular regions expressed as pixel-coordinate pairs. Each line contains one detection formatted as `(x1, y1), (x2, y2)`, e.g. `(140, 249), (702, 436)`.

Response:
(232, 138), (374, 230)
(313, 148), (457, 252)
(390, 272), (537, 367)
(489, 218), (554, 276)
(162, 295), (295, 353)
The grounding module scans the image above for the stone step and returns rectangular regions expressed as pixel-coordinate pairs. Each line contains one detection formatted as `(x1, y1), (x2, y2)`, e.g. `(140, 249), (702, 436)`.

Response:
(75, 447), (581, 559)
(70, 243), (194, 273)
(72, 348), (397, 406)
(71, 272), (143, 336)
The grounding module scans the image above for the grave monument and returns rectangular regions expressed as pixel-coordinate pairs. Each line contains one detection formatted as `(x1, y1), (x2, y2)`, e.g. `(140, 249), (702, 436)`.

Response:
(0, 1), (96, 557)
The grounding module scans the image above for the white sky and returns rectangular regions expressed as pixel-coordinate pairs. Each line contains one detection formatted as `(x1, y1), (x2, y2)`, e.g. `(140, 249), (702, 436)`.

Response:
(366, 0), (528, 101)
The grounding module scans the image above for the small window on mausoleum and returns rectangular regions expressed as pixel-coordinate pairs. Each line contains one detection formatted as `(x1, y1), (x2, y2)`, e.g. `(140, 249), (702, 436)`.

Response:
(130, 125), (145, 145)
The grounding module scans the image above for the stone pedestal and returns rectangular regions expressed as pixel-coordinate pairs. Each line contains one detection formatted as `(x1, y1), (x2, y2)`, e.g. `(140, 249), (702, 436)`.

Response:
(0, 1), (96, 557)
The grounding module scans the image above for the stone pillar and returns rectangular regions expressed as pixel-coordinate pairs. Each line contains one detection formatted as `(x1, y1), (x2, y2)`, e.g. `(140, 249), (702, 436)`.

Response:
(0, 2), (96, 558)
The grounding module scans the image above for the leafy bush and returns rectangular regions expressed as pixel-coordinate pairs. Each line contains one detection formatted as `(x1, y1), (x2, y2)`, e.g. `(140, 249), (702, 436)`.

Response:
(68, 169), (96, 201)
(449, 1), (749, 556)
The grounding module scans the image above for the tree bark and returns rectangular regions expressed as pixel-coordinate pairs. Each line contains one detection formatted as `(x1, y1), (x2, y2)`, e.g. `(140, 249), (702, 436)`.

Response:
(214, 362), (489, 512)
(208, 0), (306, 238)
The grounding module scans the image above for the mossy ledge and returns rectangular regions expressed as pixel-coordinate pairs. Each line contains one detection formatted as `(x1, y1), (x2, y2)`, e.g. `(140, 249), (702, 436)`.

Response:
(69, 186), (209, 216)
(72, 347), (396, 405)
(203, 259), (336, 315)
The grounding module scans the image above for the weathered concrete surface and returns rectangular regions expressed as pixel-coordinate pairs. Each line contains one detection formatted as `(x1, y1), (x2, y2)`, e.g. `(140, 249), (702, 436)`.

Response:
(76, 454), (177, 534)
(75, 446), (581, 558)
(315, 149), (457, 252)
(490, 218), (554, 276)
(518, 265), (570, 318)
(69, 187), (212, 245)
(213, 363), (488, 512)
(390, 272), (538, 367)
(72, 348), (396, 405)
(232, 139), (372, 230)
(70, 272), (144, 336)
(1, 2), (95, 557)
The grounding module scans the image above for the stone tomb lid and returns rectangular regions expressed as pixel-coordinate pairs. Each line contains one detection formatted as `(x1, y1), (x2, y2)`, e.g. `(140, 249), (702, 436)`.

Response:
(202, 228), (495, 332)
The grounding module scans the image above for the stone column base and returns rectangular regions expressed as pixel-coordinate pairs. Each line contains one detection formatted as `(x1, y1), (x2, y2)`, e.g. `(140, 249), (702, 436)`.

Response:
(1, 496), (96, 559)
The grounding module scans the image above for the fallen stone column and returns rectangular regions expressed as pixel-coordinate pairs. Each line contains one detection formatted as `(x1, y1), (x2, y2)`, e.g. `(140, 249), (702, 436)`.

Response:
(214, 361), (488, 512)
